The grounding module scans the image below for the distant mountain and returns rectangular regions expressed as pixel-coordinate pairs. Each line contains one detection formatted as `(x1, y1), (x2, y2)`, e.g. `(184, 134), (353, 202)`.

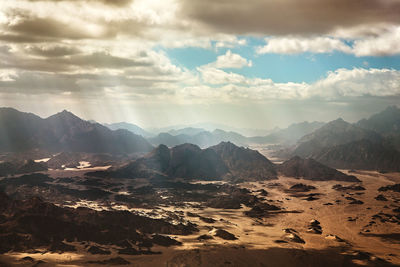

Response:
(277, 108), (400, 172)
(278, 156), (360, 182)
(248, 121), (325, 145)
(210, 142), (276, 181)
(89, 142), (277, 181)
(148, 129), (248, 148)
(105, 122), (152, 138)
(167, 127), (206, 136)
(356, 105), (400, 151)
(293, 118), (381, 158)
(314, 139), (400, 172)
(148, 123), (271, 137)
(357, 106), (400, 136)
(0, 108), (153, 154)
(148, 133), (192, 147)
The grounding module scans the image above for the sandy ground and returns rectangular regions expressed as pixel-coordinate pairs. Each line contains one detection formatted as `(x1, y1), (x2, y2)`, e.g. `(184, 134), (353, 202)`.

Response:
(1, 170), (400, 266)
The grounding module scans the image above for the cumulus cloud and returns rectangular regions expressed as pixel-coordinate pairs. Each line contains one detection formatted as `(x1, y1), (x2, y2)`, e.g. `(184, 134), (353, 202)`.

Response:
(257, 26), (400, 56)
(197, 66), (246, 84)
(213, 50), (252, 68)
(257, 36), (352, 54)
(351, 26), (400, 56)
(191, 67), (400, 101)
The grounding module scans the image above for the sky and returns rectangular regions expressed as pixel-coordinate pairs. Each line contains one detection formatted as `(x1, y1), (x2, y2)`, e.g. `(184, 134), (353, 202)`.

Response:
(0, 0), (399, 131)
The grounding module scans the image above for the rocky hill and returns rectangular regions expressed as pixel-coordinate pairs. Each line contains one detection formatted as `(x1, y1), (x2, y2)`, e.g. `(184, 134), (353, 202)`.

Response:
(278, 156), (360, 182)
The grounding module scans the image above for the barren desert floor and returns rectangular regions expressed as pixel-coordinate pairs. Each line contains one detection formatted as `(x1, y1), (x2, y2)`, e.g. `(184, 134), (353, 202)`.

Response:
(1, 170), (400, 266)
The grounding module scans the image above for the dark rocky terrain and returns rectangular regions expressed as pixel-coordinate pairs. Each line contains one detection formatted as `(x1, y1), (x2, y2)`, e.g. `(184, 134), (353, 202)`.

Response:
(0, 159), (47, 177)
(313, 139), (400, 172)
(0, 190), (194, 254)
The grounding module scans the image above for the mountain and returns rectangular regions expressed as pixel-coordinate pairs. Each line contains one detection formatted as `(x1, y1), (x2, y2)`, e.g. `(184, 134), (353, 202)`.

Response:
(357, 106), (400, 136)
(167, 127), (206, 136)
(94, 143), (229, 180)
(0, 108), (153, 154)
(356, 105), (400, 151)
(105, 122), (152, 137)
(210, 142), (276, 181)
(165, 143), (228, 180)
(0, 107), (48, 151)
(248, 121), (325, 145)
(148, 133), (192, 147)
(278, 156), (360, 182)
(313, 139), (400, 172)
(293, 118), (382, 158)
(89, 142), (277, 181)
(149, 129), (248, 148)
(148, 123), (270, 137)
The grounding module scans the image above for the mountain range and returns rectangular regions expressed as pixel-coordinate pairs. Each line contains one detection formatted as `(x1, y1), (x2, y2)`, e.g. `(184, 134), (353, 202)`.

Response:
(106, 121), (325, 147)
(0, 108), (153, 154)
(148, 129), (248, 148)
(89, 141), (358, 182)
(1, 106), (400, 173)
(283, 106), (400, 172)
(248, 121), (325, 145)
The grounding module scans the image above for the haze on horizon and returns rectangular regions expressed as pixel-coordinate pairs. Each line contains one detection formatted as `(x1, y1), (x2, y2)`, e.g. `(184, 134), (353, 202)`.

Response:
(0, 0), (399, 129)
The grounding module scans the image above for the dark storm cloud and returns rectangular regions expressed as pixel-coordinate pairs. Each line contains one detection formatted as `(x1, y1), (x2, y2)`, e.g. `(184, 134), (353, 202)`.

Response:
(179, 0), (400, 35)
(0, 46), (152, 72)
(26, 45), (81, 57)
(55, 52), (153, 69)
(0, 71), (175, 96)
(24, 0), (133, 7)
(0, 33), (47, 43)
(9, 16), (112, 40)
(0, 72), (81, 94)
(1, 10), (147, 43)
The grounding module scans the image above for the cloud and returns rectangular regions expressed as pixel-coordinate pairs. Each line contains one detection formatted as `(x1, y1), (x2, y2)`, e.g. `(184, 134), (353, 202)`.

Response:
(25, 44), (81, 57)
(214, 50), (252, 68)
(311, 68), (400, 98)
(197, 66), (246, 84)
(8, 16), (110, 40)
(257, 37), (352, 54)
(214, 35), (247, 49)
(256, 25), (400, 56)
(25, 0), (133, 6)
(192, 67), (400, 102)
(351, 26), (400, 56)
(179, 0), (400, 36)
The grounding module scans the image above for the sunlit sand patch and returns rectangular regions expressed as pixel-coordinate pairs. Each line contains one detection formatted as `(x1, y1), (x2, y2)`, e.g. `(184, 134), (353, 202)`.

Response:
(64, 199), (110, 211)
(5, 250), (84, 263)
(117, 191), (130, 195)
(34, 157), (51, 163)
(64, 165), (111, 171)
(77, 161), (91, 169)
(190, 180), (227, 185)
